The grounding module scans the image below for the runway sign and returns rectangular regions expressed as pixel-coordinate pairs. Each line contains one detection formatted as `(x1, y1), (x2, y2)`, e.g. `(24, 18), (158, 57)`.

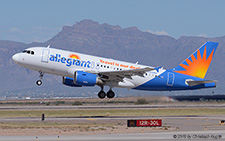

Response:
(127, 119), (162, 127)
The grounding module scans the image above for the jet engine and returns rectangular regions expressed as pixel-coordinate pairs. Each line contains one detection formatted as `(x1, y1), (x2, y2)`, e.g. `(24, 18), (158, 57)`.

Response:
(74, 71), (103, 86)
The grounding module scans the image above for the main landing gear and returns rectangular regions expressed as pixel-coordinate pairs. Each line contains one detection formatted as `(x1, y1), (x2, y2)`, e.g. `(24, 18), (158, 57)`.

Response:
(36, 71), (44, 86)
(98, 86), (115, 99)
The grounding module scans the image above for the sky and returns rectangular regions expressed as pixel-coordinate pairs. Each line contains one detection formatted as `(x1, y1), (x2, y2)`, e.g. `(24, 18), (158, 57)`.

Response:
(0, 0), (225, 43)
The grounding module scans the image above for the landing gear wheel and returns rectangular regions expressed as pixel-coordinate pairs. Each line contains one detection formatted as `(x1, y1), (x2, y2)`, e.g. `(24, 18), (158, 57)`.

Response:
(98, 91), (106, 99)
(36, 80), (42, 86)
(36, 71), (44, 86)
(107, 90), (115, 98)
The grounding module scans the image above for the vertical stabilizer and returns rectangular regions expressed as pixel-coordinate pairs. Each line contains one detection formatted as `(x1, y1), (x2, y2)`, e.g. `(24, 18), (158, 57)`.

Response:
(173, 41), (219, 79)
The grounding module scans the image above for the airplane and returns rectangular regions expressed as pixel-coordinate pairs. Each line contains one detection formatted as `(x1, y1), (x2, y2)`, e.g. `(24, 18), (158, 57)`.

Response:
(12, 41), (219, 99)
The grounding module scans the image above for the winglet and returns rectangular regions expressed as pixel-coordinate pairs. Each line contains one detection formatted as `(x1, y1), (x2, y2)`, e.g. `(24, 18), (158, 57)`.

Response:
(155, 66), (162, 72)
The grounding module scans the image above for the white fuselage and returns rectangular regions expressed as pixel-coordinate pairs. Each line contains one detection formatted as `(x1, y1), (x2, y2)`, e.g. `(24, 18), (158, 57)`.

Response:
(12, 47), (165, 88)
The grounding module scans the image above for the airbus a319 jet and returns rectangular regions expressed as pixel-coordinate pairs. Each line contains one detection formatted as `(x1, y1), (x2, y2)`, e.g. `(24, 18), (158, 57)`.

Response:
(12, 41), (218, 99)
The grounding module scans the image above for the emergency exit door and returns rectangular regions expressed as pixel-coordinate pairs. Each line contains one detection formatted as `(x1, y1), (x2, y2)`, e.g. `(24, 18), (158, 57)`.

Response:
(167, 72), (174, 86)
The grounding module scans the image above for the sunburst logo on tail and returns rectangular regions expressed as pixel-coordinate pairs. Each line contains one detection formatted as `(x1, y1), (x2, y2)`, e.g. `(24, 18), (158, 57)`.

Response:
(174, 41), (218, 79)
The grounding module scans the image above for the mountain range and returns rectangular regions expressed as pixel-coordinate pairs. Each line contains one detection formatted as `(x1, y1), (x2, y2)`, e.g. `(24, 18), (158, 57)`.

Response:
(0, 19), (224, 98)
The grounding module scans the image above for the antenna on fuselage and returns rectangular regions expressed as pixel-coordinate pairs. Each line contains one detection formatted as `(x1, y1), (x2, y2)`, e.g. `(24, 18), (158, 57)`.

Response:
(135, 61), (139, 64)
(47, 45), (50, 48)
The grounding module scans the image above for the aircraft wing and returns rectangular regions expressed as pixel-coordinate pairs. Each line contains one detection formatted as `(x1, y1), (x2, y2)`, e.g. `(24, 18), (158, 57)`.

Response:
(186, 80), (218, 87)
(98, 67), (155, 82)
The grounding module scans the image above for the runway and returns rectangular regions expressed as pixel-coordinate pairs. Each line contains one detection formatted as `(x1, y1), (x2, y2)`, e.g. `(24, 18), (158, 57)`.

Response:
(0, 103), (225, 110)
(0, 115), (225, 140)
(0, 103), (225, 140)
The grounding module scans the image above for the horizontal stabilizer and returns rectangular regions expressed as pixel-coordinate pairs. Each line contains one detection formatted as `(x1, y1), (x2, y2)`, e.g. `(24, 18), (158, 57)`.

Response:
(186, 80), (218, 87)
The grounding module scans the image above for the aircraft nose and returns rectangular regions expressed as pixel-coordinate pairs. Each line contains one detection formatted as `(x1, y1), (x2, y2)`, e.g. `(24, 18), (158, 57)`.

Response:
(12, 54), (20, 63)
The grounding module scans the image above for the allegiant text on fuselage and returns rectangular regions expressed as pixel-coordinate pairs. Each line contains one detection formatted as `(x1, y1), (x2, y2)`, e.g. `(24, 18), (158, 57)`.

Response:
(49, 54), (92, 68)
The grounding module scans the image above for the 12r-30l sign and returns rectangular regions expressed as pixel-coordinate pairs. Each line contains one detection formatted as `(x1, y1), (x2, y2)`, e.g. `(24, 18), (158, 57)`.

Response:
(137, 119), (162, 127)
(127, 119), (162, 127)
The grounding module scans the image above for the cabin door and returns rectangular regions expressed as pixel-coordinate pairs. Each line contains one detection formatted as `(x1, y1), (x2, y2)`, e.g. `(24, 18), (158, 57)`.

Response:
(41, 49), (49, 63)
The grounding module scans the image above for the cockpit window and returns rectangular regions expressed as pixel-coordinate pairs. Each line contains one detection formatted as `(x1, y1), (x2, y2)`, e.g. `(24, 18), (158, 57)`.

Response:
(22, 50), (35, 55)
(22, 50), (27, 53)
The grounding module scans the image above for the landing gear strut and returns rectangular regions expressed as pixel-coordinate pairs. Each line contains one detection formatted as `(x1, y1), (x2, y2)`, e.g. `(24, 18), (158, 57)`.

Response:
(36, 71), (44, 86)
(97, 86), (115, 99)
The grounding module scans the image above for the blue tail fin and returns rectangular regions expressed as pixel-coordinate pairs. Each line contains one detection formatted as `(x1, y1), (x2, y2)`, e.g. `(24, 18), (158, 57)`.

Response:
(173, 41), (219, 79)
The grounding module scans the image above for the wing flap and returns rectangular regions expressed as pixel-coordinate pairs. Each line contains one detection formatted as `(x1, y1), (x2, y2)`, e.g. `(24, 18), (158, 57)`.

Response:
(99, 67), (155, 76)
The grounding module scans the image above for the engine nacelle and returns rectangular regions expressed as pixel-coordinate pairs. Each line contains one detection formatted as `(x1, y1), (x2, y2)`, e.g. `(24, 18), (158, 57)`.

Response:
(74, 71), (103, 86)
(62, 77), (82, 87)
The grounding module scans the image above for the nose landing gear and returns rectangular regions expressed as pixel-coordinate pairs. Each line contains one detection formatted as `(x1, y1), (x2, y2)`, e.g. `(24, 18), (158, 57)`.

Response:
(36, 71), (44, 86)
